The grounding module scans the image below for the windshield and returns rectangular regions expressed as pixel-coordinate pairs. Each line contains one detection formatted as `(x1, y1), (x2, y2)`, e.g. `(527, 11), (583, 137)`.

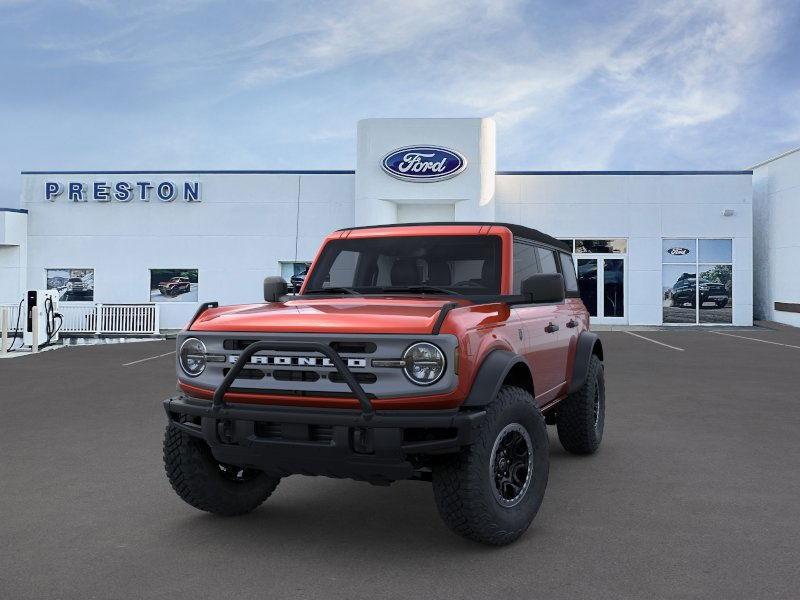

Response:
(304, 235), (502, 296)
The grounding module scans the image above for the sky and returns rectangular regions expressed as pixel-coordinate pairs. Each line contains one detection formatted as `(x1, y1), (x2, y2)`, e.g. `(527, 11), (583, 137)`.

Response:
(1, 0), (799, 208)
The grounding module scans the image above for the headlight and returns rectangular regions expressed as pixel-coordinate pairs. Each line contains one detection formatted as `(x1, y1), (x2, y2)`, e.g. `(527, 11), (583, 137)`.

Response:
(179, 337), (207, 377)
(403, 342), (446, 385)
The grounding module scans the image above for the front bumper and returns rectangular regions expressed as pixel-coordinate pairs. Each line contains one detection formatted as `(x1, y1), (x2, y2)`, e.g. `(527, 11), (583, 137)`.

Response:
(164, 395), (485, 483)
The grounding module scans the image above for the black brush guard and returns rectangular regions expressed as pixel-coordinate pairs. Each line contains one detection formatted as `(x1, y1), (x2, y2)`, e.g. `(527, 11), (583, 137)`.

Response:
(212, 340), (374, 419)
(166, 338), (487, 483)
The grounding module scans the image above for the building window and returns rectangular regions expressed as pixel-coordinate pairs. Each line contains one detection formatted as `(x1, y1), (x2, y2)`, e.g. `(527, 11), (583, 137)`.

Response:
(574, 239), (627, 254)
(558, 239), (574, 252)
(47, 268), (94, 302)
(280, 261), (312, 294)
(662, 239), (732, 324)
(150, 269), (198, 302)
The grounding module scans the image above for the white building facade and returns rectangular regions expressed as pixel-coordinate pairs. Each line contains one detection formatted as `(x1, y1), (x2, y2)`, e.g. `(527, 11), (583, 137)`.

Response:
(2, 118), (756, 331)
(753, 147), (800, 328)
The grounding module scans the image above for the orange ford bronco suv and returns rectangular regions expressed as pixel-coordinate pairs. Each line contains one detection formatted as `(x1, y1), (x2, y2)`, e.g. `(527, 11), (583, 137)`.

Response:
(163, 222), (605, 545)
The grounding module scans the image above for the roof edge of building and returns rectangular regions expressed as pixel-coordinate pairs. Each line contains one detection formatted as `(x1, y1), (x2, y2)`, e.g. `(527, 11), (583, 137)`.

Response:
(21, 169), (754, 176)
(748, 146), (800, 170)
(496, 170), (752, 175)
(20, 170), (356, 175)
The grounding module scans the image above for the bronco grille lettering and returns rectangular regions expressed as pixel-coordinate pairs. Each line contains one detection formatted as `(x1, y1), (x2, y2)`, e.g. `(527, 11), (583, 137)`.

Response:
(227, 355), (367, 368)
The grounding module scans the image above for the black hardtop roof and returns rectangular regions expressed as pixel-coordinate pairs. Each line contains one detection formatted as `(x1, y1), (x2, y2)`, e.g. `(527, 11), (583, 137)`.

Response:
(338, 222), (570, 252)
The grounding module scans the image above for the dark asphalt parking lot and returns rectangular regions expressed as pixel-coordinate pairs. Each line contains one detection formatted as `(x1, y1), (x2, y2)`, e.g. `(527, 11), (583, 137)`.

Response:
(2, 328), (800, 599)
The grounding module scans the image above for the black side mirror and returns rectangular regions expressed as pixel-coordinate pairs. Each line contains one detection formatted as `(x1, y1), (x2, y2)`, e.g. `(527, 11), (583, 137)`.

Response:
(263, 276), (288, 302)
(521, 273), (565, 303)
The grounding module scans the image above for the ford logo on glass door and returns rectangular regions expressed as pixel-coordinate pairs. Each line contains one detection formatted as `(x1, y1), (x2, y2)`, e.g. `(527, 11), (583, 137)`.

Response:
(667, 247), (691, 256)
(381, 146), (467, 182)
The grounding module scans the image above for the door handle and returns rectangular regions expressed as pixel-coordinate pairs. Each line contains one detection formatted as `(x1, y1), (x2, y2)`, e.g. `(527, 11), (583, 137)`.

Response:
(544, 322), (559, 334)
(566, 319), (578, 328)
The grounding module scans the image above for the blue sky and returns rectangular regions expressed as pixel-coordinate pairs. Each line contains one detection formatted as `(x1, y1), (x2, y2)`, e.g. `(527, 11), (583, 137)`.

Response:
(1, 0), (799, 208)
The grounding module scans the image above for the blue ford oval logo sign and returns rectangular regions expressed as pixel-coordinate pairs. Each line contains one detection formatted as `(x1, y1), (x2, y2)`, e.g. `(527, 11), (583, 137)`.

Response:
(381, 145), (467, 182)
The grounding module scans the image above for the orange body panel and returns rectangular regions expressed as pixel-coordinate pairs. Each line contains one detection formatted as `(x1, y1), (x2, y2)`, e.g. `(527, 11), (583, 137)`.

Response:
(184, 225), (587, 410)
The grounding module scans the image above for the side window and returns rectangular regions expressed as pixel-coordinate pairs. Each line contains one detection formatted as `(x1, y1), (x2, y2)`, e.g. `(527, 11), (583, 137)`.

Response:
(559, 252), (579, 293)
(513, 241), (541, 293)
(536, 247), (558, 274)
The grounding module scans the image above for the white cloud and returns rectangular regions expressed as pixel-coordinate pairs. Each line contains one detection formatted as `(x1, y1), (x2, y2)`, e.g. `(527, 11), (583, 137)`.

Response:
(238, 0), (521, 88)
(1, 0), (796, 183)
(603, 0), (781, 128)
(433, 0), (789, 168)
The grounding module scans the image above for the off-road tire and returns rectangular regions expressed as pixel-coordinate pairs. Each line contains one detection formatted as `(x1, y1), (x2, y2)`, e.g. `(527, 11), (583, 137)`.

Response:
(431, 386), (549, 546)
(163, 423), (280, 516)
(556, 354), (604, 454)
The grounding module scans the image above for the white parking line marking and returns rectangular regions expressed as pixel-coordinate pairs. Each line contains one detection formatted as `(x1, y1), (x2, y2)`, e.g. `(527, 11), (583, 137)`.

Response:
(710, 331), (800, 349)
(623, 331), (685, 351)
(122, 351), (175, 366)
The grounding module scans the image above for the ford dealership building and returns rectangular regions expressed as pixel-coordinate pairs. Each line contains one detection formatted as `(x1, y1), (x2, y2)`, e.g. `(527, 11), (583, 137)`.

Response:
(1, 118), (797, 332)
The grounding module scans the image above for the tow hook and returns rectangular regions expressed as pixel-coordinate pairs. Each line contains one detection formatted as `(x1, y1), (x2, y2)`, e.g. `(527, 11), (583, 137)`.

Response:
(217, 420), (235, 444)
(351, 427), (374, 454)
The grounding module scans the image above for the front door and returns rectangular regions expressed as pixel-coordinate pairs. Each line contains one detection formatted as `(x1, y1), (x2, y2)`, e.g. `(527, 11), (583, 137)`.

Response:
(575, 256), (626, 324)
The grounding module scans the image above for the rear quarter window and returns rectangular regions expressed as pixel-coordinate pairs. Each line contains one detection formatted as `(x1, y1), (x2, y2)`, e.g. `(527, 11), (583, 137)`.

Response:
(513, 241), (541, 293)
(559, 252), (579, 293)
(536, 247), (559, 274)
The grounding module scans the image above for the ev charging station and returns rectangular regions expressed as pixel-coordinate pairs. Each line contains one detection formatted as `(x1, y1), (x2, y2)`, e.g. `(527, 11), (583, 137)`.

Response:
(22, 289), (62, 349)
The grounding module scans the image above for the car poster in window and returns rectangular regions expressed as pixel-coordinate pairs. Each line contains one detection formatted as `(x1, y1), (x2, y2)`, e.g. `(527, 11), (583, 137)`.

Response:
(662, 265), (697, 324)
(46, 268), (94, 302)
(698, 264), (732, 324)
(150, 269), (198, 302)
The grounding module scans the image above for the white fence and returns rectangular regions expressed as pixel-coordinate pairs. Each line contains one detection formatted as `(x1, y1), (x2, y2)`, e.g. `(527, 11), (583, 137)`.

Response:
(0, 302), (160, 335)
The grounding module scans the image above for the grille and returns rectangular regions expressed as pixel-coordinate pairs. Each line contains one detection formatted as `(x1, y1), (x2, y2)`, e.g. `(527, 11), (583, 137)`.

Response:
(329, 372), (377, 384)
(228, 387), (376, 399)
(188, 332), (457, 399)
(329, 341), (376, 354)
(253, 422), (334, 444)
(223, 339), (376, 353)
(309, 425), (334, 443)
(254, 422), (281, 438)
(222, 368), (264, 380)
(273, 370), (320, 382)
(403, 427), (458, 443)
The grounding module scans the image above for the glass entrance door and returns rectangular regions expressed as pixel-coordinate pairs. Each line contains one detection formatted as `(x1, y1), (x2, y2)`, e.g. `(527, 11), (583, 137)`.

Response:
(576, 256), (626, 324)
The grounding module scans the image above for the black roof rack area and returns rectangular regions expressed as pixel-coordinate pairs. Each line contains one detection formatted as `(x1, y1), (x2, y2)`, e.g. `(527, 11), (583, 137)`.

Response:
(337, 222), (570, 252)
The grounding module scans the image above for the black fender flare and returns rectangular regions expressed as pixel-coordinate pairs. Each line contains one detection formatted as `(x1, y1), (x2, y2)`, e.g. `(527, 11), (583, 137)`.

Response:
(462, 349), (530, 407)
(568, 332), (603, 394)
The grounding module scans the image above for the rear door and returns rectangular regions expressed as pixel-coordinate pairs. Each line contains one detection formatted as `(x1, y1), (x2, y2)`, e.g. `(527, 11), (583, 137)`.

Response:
(534, 246), (572, 398)
(558, 251), (584, 386)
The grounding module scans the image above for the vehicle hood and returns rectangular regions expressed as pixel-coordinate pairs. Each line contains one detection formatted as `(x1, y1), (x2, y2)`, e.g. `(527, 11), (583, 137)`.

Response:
(190, 297), (472, 335)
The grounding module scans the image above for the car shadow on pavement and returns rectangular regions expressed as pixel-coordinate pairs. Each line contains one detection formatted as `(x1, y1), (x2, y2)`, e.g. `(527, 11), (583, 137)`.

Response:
(152, 429), (593, 559)
(156, 479), (493, 556)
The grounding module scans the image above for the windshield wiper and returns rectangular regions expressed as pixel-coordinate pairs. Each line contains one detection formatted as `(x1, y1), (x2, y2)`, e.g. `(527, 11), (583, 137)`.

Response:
(304, 287), (359, 295)
(380, 285), (459, 296)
